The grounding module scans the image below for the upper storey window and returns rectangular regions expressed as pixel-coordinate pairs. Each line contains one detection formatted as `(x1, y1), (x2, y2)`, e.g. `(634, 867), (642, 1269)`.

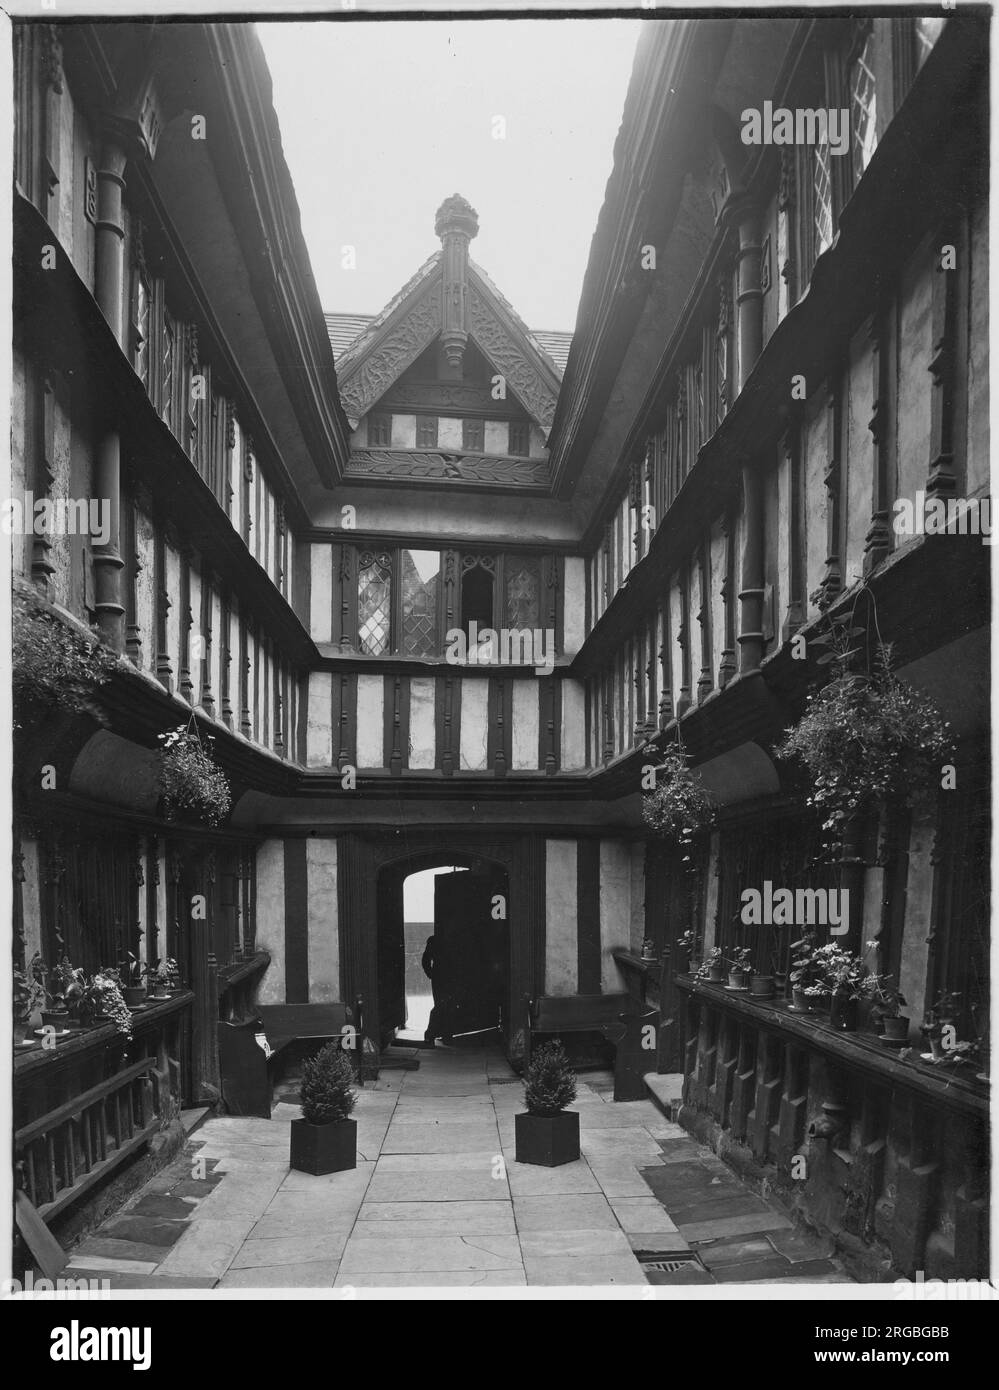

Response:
(401, 550), (440, 657)
(133, 267), (151, 389)
(509, 421), (530, 457)
(416, 416), (439, 449)
(358, 551), (392, 655)
(849, 28), (878, 185)
(368, 412), (392, 447)
(462, 418), (485, 452)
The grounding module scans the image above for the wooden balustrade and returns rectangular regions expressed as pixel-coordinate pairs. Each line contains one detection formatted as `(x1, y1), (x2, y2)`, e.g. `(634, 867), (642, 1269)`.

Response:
(677, 977), (989, 1280)
(14, 993), (191, 1224)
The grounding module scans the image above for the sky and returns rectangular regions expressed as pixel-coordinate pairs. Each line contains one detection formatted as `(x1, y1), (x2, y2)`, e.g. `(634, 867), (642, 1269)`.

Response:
(258, 18), (643, 333)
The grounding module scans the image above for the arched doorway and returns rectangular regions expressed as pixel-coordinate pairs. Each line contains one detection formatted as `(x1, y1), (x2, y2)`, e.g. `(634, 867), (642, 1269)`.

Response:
(377, 853), (509, 1048)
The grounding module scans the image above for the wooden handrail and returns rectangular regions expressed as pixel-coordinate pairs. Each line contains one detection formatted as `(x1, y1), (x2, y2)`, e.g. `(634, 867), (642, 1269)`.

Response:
(15, 1058), (153, 1147)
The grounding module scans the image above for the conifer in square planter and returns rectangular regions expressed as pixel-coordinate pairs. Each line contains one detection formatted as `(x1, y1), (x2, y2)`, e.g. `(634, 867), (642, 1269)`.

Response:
(515, 1041), (579, 1167)
(290, 1042), (357, 1175)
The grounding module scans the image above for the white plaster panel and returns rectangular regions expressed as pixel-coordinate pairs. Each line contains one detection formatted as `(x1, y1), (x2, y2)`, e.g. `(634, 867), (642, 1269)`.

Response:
(306, 672), (333, 767)
(459, 678), (489, 771)
(438, 417), (462, 449)
(306, 838), (339, 1003)
(255, 840), (287, 1005)
(599, 840), (632, 991)
(545, 840), (578, 995)
(512, 679), (539, 770)
(408, 676), (437, 770)
(561, 680), (586, 770)
(310, 543), (333, 643)
(356, 674), (385, 768)
(392, 415), (417, 448)
(562, 556), (586, 656)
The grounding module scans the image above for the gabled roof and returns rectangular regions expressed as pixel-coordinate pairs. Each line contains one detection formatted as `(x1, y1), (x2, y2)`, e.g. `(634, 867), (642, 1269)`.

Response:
(325, 201), (571, 432)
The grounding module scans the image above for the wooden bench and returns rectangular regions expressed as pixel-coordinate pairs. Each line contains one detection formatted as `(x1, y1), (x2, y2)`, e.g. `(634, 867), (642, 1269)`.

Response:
(524, 993), (658, 1102)
(218, 1000), (363, 1118)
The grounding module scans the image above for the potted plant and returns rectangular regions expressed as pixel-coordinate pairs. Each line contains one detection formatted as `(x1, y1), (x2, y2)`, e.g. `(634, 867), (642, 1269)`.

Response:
(727, 947), (752, 991)
(13, 954), (46, 1044)
(642, 744), (715, 856)
(157, 720), (232, 827)
(676, 929), (697, 974)
(515, 1041), (579, 1167)
(12, 586), (117, 733)
(921, 991), (962, 1062)
(121, 953), (148, 1008)
(789, 933), (819, 1011)
(290, 1041), (357, 1175)
(164, 958), (182, 993)
(640, 936), (657, 962)
(41, 957), (82, 1029)
(149, 962), (171, 1000)
(749, 951), (777, 999)
(814, 944), (865, 1031)
(79, 972), (133, 1039)
(776, 616), (951, 846)
(863, 971), (910, 1043)
(696, 946), (725, 984)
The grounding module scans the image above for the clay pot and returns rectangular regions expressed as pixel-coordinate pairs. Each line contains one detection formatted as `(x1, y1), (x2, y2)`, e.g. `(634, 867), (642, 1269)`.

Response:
(881, 1015), (909, 1042)
(791, 986), (810, 1011)
(750, 975), (775, 998)
(829, 992), (858, 1031)
(707, 963), (725, 983)
(124, 986), (147, 1008)
(727, 969), (747, 990)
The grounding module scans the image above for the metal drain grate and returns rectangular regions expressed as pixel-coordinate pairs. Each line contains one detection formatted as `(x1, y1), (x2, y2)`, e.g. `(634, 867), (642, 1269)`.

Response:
(641, 1258), (690, 1274)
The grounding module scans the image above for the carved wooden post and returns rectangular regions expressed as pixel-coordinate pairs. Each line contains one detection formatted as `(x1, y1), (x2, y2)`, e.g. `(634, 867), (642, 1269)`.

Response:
(676, 571), (692, 715)
(696, 539), (712, 703)
(926, 226), (958, 502)
(435, 194), (479, 375)
(154, 524), (173, 693)
(658, 599), (673, 729)
(782, 411), (806, 637)
(864, 302), (891, 574)
(737, 462), (765, 672)
(817, 380), (843, 609)
(719, 516), (737, 685)
(31, 376), (57, 593)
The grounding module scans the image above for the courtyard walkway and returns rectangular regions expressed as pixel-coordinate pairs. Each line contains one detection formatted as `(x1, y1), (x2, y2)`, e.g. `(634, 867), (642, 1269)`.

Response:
(65, 1041), (852, 1289)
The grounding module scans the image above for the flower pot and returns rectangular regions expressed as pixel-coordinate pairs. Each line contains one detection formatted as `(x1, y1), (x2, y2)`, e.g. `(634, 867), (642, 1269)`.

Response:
(152, 988), (170, 1000)
(124, 986), (147, 1008)
(14, 1022), (29, 1045)
(791, 986), (810, 1012)
(514, 1110), (580, 1167)
(829, 993), (858, 1032)
(881, 1016), (910, 1042)
(41, 1009), (68, 1028)
(707, 963), (725, 983)
(289, 1117), (357, 1176)
(727, 969), (747, 990)
(750, 975), (775, 998)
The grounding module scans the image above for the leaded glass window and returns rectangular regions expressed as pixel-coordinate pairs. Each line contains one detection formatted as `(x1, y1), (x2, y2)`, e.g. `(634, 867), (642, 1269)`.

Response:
(850, 32), (878, 186)
(462, 418), (484, 452)
(509, 421), (530, 457)
(505, 559), (540, 630)
(368, 412), (391, 447)
(134, 273), (151, 388)
(358, 551), (392, 655)
(401, 550), (440, 656)
(813, 141), (834, 258)
(161, 315), (175, 429)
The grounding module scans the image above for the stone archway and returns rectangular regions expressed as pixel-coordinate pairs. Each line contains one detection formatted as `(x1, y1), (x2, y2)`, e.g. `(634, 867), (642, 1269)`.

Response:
(336, 831), (545, 1064)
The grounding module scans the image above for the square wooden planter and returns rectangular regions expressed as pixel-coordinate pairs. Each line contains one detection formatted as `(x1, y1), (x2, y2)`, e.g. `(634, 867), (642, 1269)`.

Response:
(289, 1117), (357, 1175)
(515, 1110), (580, 1167)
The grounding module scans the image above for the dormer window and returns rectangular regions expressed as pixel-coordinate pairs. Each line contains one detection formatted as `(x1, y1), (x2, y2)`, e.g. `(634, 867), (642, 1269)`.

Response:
(509, 421), (530, 457)
(462, 418), (484, 452)
(368, 412), (392, 447)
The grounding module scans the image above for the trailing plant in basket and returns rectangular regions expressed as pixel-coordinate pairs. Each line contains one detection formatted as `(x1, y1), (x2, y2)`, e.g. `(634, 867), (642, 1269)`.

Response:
(777, 614), (951, 838)
(157, 722), (232, 827)
(80, 972), (133, 1039)
(300, 1043), (357, 1125)
(523, 1041), (577, 1117)
(642, 744), (715, 849)
(12, 589), (117, 729)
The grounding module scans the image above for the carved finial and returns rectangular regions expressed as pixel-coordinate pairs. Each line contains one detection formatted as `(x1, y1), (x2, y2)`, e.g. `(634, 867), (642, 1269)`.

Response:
(434, 193), (479, 242)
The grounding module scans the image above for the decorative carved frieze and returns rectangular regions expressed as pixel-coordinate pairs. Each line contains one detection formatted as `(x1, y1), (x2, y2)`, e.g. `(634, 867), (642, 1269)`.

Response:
(338, 288), (443, 421)
(467, 286), (558, 429)
(346, 448), (550, 490)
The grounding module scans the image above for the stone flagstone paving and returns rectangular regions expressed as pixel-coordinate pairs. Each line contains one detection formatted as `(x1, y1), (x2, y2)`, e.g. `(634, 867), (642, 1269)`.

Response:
(65, 1040), (853, 1288)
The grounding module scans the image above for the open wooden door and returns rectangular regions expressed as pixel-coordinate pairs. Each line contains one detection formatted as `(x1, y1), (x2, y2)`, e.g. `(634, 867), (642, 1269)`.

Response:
(433, 869), (507, 1038)
(377, 871), (406, 1045)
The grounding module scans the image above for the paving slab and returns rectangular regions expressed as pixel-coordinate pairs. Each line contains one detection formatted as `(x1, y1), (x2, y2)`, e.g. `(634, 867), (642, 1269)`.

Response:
(374, 1152), (498, 1173)
(229, 1233), (348, 1268)
(364, 1171), (508, 1203)
(521, 1256), (646, 1286)
(357, 1201), (515, 1232)
(156, 1217), (257, 1279)
(610, 1198), (681, 1234)
(507, 1161), (600, 1195)
(334, 1270), (527, 1288)
(218, 1261), (340, 1288)
(69, 1238), (173, 1265)
(512, 1195), (619, 1232)
(99, 1216), (188, 1247)
(518, 1229), (635, 1259)
(678, 1211), (794, 1242)
(65, 1255), (159, 1275)
(340, 1233), (523, 1274)
(129, 1195), (200, 1219)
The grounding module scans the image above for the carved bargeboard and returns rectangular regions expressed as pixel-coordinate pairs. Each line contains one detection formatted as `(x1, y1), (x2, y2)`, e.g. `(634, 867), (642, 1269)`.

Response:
(338, 287), (443, 422)
(346, 448), (551, 491)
